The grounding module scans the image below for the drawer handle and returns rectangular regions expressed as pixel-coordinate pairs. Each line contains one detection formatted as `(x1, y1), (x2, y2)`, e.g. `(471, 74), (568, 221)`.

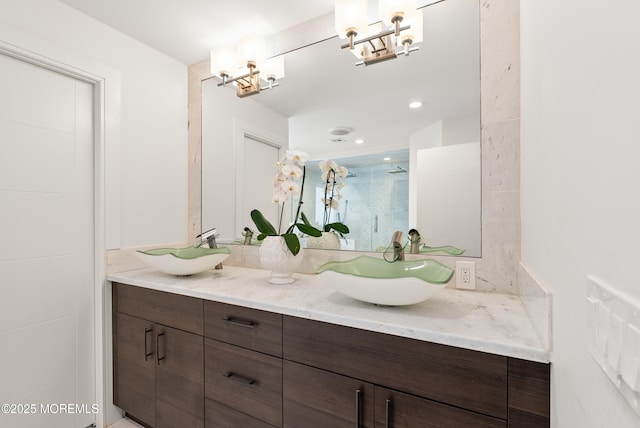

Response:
(223, 372), (256, 388)
(385, 398), (392, 428)
(156, 331), (165, 366)
(355, 388), (361, 428)
(223, 316), (258, 329)
(144, 327), (153, 361)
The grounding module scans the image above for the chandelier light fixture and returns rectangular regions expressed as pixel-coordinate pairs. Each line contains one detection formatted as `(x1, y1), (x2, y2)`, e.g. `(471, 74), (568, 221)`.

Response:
(210, 34), (285, 98)
(334, 0), (422, 66)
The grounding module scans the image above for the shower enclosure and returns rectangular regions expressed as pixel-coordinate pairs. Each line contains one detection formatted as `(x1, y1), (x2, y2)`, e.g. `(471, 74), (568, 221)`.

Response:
(297, 153), (409, 252)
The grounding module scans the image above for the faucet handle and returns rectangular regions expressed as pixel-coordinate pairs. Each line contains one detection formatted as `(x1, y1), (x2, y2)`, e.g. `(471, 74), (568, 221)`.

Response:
(391, 230), (404, 245)
(197, 227), (218, 241)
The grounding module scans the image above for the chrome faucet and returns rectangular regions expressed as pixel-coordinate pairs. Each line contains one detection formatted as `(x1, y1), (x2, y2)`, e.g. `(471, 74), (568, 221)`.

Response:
(195, 227), (219, 248)
(242, 227), (254, 245)
(391, 230), (405, 261)
(195, 228), (223, 269)
(408, 228), (422, 254)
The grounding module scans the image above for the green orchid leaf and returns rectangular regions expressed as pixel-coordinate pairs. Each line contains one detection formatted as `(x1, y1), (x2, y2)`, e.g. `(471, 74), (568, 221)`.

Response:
(250, 209), (277, 236)
(325, 222), (350, 234)
(300, 211), (312, 226)
(256, 233), (268, 241)
(282, 233), (301, 256)
(297, 223), (322, 237)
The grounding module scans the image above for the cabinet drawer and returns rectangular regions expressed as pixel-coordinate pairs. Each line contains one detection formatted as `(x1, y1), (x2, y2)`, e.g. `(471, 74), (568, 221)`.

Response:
(283, 316), (508, 419)
(206, 399), (276, 428)
(204, 300), (282, 356)
(375, 386), (506, 428)
(205, 339), (282, 427)
(114, 283), (203, 335)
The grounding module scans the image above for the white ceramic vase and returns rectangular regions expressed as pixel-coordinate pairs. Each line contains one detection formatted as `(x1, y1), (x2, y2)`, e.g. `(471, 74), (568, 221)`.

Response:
(306, 231), (341, 250)
(259, 236), (304, 284)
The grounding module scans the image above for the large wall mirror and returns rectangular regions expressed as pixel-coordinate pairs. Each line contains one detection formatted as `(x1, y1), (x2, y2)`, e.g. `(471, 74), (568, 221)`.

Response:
(202, 0), (481, 257)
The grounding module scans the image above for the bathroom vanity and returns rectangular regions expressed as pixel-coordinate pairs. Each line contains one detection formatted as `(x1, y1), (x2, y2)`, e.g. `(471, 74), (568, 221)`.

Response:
(109, 266), (549, 428)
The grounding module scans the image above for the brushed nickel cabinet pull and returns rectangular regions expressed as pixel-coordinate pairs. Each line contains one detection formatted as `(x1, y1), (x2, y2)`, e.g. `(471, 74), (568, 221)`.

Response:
(385, 398), (392, 428)
(156, 331), (165, 366)
(223, 316), (258, 329)
(355, 388), (362, 428)
(144, 327), (153, 361)
(223, 372), (256, 387)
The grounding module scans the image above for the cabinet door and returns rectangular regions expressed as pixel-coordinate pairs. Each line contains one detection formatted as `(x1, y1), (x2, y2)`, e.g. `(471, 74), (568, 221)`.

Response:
(374, 387), (506, 428)
(114, 313), (156, 427)
(283, 361), (374, 428)
(155, 325), (205, 428)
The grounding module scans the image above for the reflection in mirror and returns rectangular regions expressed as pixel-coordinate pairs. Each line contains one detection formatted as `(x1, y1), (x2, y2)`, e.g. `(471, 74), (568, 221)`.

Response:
(201, 0), (481, 256)
(295, 150), (410, 252)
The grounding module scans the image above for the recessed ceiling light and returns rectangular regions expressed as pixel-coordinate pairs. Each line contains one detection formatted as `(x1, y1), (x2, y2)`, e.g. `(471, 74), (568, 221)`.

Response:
(409, 101), (423, 109)
(355, 139), (364, 144)
(383, 157), (391, 161)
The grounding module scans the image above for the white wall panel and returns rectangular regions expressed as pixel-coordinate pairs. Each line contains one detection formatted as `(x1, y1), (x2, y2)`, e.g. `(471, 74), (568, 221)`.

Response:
(0, 317), (77, 404)
(0, 54), (74, 132)
(0, 120), (75, 193)
(0, 256), (76, 332)
(0, 192), (75, 260)
(2, 377), (76, 427)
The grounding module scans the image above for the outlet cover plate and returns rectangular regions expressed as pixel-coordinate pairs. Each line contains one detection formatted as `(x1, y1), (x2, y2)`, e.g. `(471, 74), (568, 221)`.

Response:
(455, 261), (476, 290)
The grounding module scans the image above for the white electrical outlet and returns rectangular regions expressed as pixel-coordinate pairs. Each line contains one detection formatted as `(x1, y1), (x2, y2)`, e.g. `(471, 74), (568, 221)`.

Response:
(455, 261), (476, 290)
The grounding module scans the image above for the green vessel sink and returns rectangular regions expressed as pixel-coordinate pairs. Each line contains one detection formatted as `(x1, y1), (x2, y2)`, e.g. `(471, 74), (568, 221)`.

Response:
(316, 255), (454, 306)
(136, 246), (231, 276)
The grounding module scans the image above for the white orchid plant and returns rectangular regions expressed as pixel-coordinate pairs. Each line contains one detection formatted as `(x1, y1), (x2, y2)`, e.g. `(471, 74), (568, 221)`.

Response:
(250, 149), (321, 255)
(319, 159), (350, 237)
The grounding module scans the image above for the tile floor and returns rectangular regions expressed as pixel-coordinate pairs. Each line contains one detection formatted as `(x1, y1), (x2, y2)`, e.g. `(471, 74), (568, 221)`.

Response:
(107, 417), (144, 428)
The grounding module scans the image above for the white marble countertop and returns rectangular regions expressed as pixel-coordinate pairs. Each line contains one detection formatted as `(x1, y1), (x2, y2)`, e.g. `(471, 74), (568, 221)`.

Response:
(107, 266), (549, 363)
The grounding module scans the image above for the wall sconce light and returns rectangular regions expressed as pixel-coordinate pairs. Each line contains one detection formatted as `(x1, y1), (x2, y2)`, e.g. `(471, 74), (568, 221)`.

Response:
(210, 34), (285, 98)
(334, 0), (422, 66)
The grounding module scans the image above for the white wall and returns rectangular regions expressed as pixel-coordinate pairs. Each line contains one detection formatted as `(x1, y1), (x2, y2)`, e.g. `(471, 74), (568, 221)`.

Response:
(0, 0), (188, 248)
(416, 142), (481, 256)
(521, 1), (640, 426)
(442, 115), (480, 146)
(409, 121), (442, 227)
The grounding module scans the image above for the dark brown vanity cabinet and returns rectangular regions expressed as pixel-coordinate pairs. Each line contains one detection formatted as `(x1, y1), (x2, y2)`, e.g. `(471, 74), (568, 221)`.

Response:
(283, 316), (549, 428)
(113, 283), (205, 428)
(113, 282), (550, 428)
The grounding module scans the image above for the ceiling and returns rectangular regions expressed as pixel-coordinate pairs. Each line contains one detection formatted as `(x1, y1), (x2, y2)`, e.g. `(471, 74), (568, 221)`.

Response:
(58, 0), (335, 65)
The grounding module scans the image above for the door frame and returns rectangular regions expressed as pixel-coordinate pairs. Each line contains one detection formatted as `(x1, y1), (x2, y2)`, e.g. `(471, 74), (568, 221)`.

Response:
(0, 35), (119, 427)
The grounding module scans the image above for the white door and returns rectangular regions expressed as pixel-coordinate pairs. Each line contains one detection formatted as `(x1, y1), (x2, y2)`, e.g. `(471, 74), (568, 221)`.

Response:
(241, 135), (281, 233)
(0, 53), (95, 427)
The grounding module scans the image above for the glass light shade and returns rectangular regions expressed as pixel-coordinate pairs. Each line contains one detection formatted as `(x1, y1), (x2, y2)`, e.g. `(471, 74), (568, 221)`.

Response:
(262, 56), (285, 80)
(237, 34), (266, 68)
(399, 8), (423, 45)
(378, 0), (417, 26)
(334, 0), (368, 38)
(210, 45), (238, 77)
